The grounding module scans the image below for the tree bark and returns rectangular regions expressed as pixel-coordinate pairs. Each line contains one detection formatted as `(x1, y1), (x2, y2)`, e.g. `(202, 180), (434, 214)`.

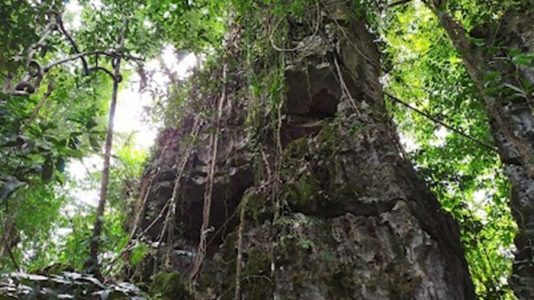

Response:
(134, 1), (475, 298)
(87, 19), (128, 275)
(427, 0), (534, 298)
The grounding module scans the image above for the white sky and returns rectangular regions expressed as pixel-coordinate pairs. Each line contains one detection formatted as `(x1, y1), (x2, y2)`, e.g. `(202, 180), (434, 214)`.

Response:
(114, 47), (197, 150)
(64, 1), (83, 30)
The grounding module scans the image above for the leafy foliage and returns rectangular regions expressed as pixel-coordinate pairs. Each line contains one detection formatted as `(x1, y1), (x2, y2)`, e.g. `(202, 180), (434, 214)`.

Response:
(380, 2), (516, 297)
(0, 0), (59, 75)
(0, 2), (114, 272)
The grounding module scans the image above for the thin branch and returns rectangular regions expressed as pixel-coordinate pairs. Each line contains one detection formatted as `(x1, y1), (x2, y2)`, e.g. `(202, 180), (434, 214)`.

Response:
(158, 55), (179, 85)
(52, 9), (89, 74)
(386, 0), (413, 8)
(88, 66), (115, 79)
(159, 117), (201, 267)
(43, 51), (143, 73)
(0, 215), (20, 271)
(26, 82), (55, 126)
(6, 245), (20, 271)
(234, 195), (249, 300)
(102, 169), (157, 274)
(190, 64), (227, 284)
(384, 91), (498, 152)
(6, 9), (143, 97)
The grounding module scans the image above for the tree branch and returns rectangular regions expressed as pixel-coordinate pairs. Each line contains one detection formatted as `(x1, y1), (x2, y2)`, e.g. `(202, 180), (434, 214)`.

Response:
(387, 0), (413, 8)
(384, 91), (498, 152)
(43, 51), (143, 73)
(7, 9), (143, 97)
(26, 82), (55, 126)
(50, 9), (89, 74)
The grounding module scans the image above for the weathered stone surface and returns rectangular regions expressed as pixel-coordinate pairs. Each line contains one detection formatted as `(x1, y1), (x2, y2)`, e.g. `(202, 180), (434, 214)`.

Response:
(132, 1), (475, 299)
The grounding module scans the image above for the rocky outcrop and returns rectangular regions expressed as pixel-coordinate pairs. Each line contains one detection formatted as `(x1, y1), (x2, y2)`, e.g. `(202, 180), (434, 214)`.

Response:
(0, 272), (145, 299)
(131, 1), (475, 299)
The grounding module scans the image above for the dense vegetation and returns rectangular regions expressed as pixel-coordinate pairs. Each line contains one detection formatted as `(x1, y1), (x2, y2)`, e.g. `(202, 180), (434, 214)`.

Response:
(0, 0), (532, 299)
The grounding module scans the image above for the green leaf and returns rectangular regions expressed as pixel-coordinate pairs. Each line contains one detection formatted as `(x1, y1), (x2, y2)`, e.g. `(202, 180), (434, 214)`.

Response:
(130, 243), (149, 266)
(511, 51), (534, 66)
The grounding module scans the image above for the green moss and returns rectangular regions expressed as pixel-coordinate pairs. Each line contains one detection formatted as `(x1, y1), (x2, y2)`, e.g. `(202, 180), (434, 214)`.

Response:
(274, 137), (320, 208)
(289, 175), (318, 207)
(297, 176), (315, 201)
(312, 122), (340, 153)
(386, 264), (423, 297)
(242, 248), (273, 298)
(220, 231), (238, 258)
(244, 248), (271, 276)
(285, 137), (309, 158)
(150, 272), (190, 300)
(241, 189), (271, 223)
(320, 249), (337, 264)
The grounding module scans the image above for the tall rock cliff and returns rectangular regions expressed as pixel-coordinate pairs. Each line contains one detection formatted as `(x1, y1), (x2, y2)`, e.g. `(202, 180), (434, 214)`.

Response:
(129, 1), (475, 299)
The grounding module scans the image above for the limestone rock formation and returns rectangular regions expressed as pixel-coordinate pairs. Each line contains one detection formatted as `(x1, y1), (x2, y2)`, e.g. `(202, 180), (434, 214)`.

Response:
(130, 1), (475, 299)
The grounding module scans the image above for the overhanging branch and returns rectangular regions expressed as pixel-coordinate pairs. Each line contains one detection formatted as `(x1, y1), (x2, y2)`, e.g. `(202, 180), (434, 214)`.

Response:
(387, 0), (413, 8)
(6, 9), (144, 97)
(43, 51), (143, 73)
(384, 91), (498, 152)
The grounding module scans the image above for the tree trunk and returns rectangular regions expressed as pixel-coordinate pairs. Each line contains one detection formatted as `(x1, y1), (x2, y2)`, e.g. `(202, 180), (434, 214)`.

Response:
(427, 1), (534, 297)
(133, 1), (475, 298)
(87, 18), (129, 275)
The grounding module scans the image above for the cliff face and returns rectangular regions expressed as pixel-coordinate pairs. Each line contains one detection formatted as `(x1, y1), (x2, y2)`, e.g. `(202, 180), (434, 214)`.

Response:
(130, 1), (475, 299)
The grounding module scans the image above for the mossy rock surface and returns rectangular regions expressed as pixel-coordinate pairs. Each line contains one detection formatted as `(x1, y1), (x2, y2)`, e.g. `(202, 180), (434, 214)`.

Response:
(150, 272), (191, 300)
